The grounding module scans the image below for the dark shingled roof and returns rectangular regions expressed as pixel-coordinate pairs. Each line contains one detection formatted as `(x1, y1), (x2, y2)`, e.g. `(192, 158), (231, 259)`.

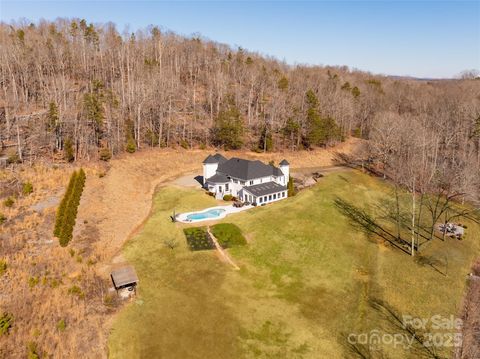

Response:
(203, 153), (227, 164)
(217, 158), (284, 180)
(111, 266), (139, 289)
(272, 167), (284, 176)
(243, 181), (287, 197)
(206, 173), (229, 183)
(279, 159), (289, 166)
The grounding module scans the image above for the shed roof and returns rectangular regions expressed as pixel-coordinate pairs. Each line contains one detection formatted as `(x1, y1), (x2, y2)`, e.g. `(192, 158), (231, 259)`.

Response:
(243, 181), (287, 197)
(279, 159), (289, 166)
(111, 266), (139, 288)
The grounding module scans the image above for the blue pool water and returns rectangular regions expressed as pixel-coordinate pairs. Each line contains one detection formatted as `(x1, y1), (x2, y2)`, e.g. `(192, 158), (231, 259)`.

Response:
(186, 208), (226, 221)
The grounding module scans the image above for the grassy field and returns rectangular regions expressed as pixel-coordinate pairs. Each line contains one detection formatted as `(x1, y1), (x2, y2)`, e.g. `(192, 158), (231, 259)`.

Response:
(108, 171), (480, 358)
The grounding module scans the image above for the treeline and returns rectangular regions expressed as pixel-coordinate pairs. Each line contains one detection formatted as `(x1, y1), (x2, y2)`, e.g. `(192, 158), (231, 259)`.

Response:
(54, 169), (86, 246)
(0, 19), (479, 201)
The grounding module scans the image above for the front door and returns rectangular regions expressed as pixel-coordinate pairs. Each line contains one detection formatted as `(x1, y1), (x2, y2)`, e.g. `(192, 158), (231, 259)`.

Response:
(218, 185), (223, 193)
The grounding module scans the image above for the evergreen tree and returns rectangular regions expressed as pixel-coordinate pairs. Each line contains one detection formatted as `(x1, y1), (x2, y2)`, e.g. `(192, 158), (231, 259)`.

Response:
(212, 97), (244, 150)
(287, 176), (295, 197)
(125, 119), (137, 153)
(56, 169), (86, 247)
(83, 80), (105, 145)
(351, 86), (361, 98)
(341, 82), (351, 91)
(47, 102), (62, 150)
(304, 90), (341, 147)
(54, 171), (77, 238)
(64, 138), (75, 162)
(282, 117), (300, 149)
(46, 102), (59, 132)
(278, 76), (289, 91)
(258, 124), (273, 152)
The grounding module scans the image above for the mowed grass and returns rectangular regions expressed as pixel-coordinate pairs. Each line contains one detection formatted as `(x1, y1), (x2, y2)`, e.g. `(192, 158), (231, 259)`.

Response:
(108, 172), (480, 359)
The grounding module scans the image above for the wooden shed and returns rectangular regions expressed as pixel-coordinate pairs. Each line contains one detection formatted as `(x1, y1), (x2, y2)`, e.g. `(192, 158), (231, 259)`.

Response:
(110, 266), (139, 291)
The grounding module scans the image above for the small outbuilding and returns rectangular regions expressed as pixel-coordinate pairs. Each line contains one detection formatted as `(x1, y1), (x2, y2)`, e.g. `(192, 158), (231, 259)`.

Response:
(111, 266), (139, 297)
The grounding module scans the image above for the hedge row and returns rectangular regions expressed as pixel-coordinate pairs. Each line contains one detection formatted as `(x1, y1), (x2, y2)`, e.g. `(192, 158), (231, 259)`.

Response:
(54, 169), (86, 247)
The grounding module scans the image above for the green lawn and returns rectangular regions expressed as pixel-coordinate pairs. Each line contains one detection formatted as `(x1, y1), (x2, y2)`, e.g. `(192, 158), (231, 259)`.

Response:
(108, 171), (480, 359)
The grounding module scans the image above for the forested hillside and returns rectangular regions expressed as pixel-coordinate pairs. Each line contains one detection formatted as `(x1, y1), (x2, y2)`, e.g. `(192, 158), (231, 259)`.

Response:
(1, 18), (479, 201)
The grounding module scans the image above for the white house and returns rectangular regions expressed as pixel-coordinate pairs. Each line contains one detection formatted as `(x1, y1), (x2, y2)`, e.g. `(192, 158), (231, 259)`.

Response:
(202, 154), (290, 205)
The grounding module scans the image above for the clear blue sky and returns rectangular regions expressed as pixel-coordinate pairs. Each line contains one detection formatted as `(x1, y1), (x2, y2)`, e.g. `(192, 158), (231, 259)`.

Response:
(1, 1), (478, 78)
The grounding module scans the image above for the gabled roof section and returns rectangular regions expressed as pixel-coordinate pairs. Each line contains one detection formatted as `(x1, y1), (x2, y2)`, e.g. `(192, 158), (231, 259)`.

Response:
(203, 153), (227, 164)
(218, 158), (278, 180)
(279, 159), (289, 166)
(206, 173), (229, 183)
(243, 181), (287, 197)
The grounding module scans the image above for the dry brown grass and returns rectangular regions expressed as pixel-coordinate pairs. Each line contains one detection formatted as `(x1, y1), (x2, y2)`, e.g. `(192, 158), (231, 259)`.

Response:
(0, 139), (360, 358)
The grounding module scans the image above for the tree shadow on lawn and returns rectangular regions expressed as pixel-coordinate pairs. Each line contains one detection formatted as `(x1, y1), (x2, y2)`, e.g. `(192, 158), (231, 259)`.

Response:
(341, 298), (447, 359)
(334, 197), (455, 279)
(333, 197), (411, 255)
(373, 197), (445, 246)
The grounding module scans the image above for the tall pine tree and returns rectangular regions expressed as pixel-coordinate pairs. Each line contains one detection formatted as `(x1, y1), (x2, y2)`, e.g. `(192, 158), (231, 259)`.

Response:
(212, 96), (244, 150)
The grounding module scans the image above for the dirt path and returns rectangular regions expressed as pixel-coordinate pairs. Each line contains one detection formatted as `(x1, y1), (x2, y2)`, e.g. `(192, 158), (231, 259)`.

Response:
(207, 227), (241, 270)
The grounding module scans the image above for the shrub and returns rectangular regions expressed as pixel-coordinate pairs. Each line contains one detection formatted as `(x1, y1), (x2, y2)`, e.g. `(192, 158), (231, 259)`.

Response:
(0, 312), (14, 335)
(211, 223), (247, 248)
(163, 238), (178, 250)
(28, 276), (39, 288)
(7, 151), (20, 165)
(27, 341), (40, 359)
(126, 138), (136, 153)
(223, 194), (234, 201)
(0, 213), (6, 224)
(56, 319), (66, 332)
(180, 139), (189, 149)
(68, 285), (84, 299)
(3, 197), (14, 208)
(22, 182), (33, 195)
(103, 294), (117, 308)
(0, 259), (6, 276)
(99, 148), (112, 161)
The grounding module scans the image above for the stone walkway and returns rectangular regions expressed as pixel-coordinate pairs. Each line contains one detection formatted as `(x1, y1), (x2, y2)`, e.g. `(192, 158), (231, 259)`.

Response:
(207, 227), (240, 270)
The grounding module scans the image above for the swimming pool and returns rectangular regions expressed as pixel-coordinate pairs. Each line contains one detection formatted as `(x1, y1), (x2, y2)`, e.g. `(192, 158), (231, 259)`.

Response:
(186, 208), (226, 221)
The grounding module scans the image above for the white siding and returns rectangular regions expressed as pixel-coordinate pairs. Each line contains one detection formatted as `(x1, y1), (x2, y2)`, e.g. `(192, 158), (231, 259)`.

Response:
(203, 163), (218, 184)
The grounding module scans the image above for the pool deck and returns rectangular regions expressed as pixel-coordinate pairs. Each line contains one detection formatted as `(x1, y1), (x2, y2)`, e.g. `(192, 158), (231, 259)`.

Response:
(176, 204), (253, 223)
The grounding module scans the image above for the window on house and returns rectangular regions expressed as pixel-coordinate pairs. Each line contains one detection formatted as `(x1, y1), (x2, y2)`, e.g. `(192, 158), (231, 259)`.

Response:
(225, 183), (229, 191)
(234, 179), (238, 184)
(269, 195), (272, 201)
(241, 181), (245, 185)
(249, 180), (254, 185)
(259, 197), (262, 203)
(264, 196), (267, 202)
(273, 194), (276, 199)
